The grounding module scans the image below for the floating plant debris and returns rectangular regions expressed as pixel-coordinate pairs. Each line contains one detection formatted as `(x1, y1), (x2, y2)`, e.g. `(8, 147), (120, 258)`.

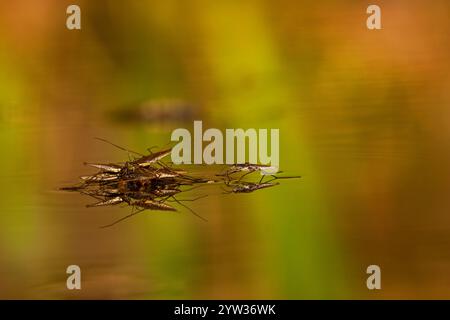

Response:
(61, 140), (300, 227)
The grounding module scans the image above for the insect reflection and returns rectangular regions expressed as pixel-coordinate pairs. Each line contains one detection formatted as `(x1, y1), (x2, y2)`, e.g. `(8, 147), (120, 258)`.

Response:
(61, 139), (301, 227)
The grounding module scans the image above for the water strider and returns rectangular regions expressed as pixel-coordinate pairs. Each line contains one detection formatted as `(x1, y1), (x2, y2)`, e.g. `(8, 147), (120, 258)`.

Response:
(61, 140), (301, 227)
(224, 181), (280, 194)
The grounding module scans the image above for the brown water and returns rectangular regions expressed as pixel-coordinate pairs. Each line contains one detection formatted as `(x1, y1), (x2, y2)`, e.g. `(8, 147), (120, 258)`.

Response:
(0, 0), (450, 299)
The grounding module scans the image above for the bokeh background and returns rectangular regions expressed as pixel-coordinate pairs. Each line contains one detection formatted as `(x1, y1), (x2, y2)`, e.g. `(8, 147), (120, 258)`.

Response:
(0, 0), (449, 299)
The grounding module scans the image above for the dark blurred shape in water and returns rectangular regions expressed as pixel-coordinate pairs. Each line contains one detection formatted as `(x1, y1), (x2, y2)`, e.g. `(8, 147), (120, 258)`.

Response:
(110, 99), (199, 125)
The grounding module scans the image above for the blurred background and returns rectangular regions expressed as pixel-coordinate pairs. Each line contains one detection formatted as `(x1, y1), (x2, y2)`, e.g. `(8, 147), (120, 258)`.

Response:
(0, 0), (449, 299)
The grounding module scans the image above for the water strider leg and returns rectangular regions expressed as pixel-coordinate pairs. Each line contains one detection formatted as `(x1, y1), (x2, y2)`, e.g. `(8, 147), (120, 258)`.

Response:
(94, 137), (144, 160)
(265, 175), (302, 183)
(237, 170), (255, 182)
(169, 196), (208, 222)
(100, 208), (147, 228)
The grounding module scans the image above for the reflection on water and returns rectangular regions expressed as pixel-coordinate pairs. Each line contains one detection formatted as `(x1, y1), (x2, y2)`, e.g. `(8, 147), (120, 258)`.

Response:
(0, 1), (450, 299)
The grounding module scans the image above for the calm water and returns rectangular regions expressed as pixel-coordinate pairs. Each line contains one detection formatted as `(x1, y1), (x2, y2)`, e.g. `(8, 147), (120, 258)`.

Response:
(0, 1), (449, 299)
